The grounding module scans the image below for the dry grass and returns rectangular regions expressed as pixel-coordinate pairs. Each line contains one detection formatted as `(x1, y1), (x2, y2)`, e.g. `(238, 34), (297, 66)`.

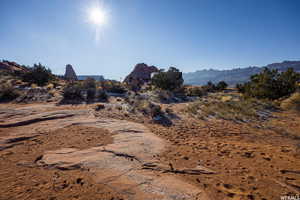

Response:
(0, 83), (20, 102)
(186, 93), (276, 122)
(280, 92), (300, 112)
(134, 99), (162, 117)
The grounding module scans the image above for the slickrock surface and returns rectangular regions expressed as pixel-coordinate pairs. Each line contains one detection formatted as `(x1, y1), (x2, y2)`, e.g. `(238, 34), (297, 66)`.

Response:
(0, 104), (209, 200)
(1, 102), (299, 200)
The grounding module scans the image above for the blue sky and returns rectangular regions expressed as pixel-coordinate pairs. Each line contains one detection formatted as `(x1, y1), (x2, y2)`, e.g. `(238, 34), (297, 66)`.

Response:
(0, 0), (300, 80)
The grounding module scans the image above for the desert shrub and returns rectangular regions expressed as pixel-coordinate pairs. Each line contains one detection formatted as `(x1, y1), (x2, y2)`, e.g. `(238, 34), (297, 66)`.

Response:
(15, 87), (52, 103)
(83, 77), (96, 89)
(0, 84), (20, 102)
(22, 63), (54, 86)
(149, 104), (162, 118)
(82, 78), (97, 102)
(239, 68), (300, 100)
(236, 83), (245, 93)
(154, 89), (174, 102)
(186, 95), (276, 121)
(62, 84), (84, 101)
(86, 88), (96, 102)
(96, 89), (108, 102)
(216, 81), (228, 90)
(132, 98), (163, 117)
(101, 80), (126, 93)
(186, 87), (205, 97)
(151, 67), (183, 91)
(201, 81), (217, 93)
(280, 92), (300, 111)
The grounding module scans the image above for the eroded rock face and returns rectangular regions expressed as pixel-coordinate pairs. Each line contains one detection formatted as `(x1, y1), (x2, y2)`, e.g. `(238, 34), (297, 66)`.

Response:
(124, 63), (159, 85)
(15, 88), (54, 103)
(0, 60), (29, 73)
(64, 64), (78, 81)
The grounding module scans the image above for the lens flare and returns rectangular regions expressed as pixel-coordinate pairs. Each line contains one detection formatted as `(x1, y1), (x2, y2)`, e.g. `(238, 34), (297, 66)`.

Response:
(88, 6), (107, 26)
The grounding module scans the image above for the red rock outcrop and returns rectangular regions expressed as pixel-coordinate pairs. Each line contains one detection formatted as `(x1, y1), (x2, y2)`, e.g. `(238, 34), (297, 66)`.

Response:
(0, 60), (29, 73)
(64, 64), (78, 81)
(124, 63), (159, 85)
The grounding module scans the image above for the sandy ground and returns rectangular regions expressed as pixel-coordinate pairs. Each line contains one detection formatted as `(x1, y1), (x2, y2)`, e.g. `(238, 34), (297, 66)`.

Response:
(95, 103), (300, 199)
(0, 102), (299, 200)
(0, 125), (125, 200)
(148, 118), (300, 200)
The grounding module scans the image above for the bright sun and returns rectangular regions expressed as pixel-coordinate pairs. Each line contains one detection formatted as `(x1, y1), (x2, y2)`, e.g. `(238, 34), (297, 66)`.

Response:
(88, 7), (107, 26)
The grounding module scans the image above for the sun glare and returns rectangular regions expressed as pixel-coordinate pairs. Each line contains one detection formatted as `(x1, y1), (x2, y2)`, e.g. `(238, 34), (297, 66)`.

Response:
(88, 6), (107, 26)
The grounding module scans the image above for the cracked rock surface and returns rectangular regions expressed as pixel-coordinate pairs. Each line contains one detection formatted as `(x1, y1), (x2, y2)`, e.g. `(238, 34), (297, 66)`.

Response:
(0, 104), (209, 200)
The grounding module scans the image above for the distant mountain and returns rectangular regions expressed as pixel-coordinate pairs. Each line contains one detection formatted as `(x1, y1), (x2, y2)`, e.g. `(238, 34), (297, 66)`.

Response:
(78, 75), (105, 81)
(183, 61), (300, 86)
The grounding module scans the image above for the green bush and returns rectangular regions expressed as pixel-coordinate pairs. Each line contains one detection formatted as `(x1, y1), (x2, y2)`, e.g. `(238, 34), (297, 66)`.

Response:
(83, 77), (96, 89)
(280, 92), (300, 111)
(238, 68), (300, 100)
(216, 81), (228, 90)
(0, 84), (20, 102)
(134, 99), (162, 117)
(96, 89), (108, 102)
(151, 67), (183, 91)
(62, 84), (84, 101)
(202, 81), (217, 92)
(236, 83), (245, 93)
(22, 63), (54, 86)
(101, 80), (126, 93)
(186, 87), (205, 97)
(86, 88), (96, 102)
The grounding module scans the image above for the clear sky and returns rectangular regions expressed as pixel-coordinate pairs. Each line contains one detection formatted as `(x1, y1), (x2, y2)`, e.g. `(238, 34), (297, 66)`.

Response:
(0, 0), (300, 80)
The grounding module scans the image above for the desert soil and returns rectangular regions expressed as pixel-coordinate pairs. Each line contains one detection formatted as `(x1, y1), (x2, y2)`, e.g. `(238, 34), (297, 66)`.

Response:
(0, 103), (299, 200)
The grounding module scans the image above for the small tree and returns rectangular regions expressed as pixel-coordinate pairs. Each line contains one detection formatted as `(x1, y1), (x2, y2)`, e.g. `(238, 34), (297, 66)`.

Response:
(0, 84), (20, 102)
(239, 68), (300, 99)
(216, 81), (228, 91)
(151, 67), (183, 90)
(83, 77), (96, 89)
(96, 89), (108, 102)
(22, 63), (54, 86)
(62, 84), (84, 101)
(86, 88), (96, 102)
(203, 81), (217, 92)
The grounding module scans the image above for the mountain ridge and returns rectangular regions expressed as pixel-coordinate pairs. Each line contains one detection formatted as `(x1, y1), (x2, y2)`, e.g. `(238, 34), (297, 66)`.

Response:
(183, 60), (300, 86)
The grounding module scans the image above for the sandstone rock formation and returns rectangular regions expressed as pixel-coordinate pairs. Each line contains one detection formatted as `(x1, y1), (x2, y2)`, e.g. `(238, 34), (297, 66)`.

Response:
(0, 105), (210, 200)
(124, 63), (159, 86)
(0, 60), (29, 73)
(64, 64), (78, 81)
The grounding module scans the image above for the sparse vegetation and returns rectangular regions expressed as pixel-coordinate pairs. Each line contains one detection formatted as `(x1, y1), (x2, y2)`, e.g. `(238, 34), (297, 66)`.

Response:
(280, 92), (300, 112)
(186, 86), (206, 97)
(237, 68), (300, 100)
(22, 63), (54, 86)
(83, 77), (96, 89)
(96, 89), (108, 102)
(100, 80), (126, 93)
(133, 99), (162, 117)
(216, 81), (228, 90)
(62, 84), (84, 102)
(82, 78), (97, 102)
(151, 67), (183, 91)
(186, 93), (276, 121)
(0, 83), (20, 102)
